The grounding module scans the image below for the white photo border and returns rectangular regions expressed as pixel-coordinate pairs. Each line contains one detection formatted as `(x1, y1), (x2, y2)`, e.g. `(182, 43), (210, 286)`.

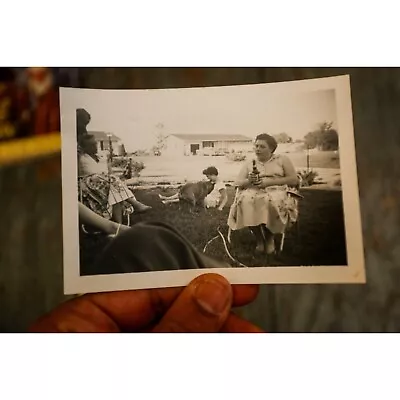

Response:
(61, 74), (366, 295)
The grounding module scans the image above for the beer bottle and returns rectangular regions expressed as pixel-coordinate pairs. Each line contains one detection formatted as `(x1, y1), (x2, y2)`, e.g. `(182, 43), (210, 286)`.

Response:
(252, 159), (261, 184)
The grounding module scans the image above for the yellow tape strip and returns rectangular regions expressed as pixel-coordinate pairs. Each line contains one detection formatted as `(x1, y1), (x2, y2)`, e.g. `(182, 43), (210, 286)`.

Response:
(0, 133), (61, 166)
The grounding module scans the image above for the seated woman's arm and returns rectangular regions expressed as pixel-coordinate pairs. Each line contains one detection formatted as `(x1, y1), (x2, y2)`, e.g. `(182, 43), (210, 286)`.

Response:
(79, 202), (128, 235)
(234, 164), (252, 189)
(259, 155), (299, 188)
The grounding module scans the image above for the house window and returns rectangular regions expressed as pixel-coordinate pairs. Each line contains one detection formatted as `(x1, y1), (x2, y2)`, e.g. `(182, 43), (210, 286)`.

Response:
(202, 141), (214, 148)
(100, 140), (104, 151)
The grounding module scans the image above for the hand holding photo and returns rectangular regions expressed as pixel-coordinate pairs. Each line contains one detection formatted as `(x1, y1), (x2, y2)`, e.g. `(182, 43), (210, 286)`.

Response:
(60, 75), (365, 294)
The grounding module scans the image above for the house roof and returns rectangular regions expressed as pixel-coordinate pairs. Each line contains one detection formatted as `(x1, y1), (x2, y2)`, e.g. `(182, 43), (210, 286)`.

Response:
(170, 134), (253, 142)
(88, 131), (120, 142)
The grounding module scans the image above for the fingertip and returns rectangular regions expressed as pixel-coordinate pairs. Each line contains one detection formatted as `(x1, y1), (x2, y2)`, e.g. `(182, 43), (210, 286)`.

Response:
(153, 273), (233, 332)
(232, 284), (260, 307)
(192, 274), (232, 316)
(189, 272), (231, 288)
(190, 275), (259, 307)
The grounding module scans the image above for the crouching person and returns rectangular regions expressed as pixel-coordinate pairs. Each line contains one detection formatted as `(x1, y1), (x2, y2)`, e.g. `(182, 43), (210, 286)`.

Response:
(202, 166), (228, 211)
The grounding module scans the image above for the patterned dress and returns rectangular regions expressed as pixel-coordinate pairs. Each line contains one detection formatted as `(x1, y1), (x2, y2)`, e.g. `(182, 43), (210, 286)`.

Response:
(78, 151), (135, 219)
(227, 154), (299, 234)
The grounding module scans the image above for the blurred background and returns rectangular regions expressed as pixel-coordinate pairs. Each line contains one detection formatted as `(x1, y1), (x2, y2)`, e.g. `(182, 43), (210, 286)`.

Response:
(1, 67), (399, 332)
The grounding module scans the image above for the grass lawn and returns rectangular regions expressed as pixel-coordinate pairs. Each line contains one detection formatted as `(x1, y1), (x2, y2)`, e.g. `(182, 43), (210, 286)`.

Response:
(286, 150), (340, 170)
(114, 186), (347, 268)
(80, 186), (348, 272)
(80, 186), (347, 271)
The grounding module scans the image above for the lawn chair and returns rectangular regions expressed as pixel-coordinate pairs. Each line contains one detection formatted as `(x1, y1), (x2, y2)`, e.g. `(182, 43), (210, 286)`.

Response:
(227, 183), (303, 255)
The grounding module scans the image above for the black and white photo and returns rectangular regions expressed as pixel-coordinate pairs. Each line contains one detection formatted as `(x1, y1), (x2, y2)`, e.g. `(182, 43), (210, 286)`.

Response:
(60, 75), (365, 294)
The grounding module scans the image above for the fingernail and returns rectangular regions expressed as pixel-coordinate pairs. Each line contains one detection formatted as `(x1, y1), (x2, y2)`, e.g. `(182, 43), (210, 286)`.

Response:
(193, 278), (231, 315)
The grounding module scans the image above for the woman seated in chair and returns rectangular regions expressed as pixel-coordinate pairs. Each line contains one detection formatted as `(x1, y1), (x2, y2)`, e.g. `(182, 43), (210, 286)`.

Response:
(227, 133), (300, 255)
(78, 132), (151, 225)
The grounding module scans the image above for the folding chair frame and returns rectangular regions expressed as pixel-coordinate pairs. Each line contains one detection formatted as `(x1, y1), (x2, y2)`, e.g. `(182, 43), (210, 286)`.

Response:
(227, 186), (302, 254)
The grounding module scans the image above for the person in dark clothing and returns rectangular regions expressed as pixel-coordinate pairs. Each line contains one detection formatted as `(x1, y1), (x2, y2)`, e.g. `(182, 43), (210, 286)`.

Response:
(82, 221), (230, 276)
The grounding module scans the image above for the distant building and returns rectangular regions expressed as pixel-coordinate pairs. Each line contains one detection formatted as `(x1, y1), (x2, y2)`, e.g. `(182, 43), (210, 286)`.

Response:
(88, 131), (124, 155)
(164, 134), (253, 156)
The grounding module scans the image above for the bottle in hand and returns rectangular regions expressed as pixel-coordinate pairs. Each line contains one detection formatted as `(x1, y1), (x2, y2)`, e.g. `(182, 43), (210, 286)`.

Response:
(252, 159), (261, 185)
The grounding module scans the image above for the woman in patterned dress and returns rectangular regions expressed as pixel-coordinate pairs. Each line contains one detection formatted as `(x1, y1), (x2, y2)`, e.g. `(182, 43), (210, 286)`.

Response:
(78, 133), (151, 225)
(227, 133), (300, 255)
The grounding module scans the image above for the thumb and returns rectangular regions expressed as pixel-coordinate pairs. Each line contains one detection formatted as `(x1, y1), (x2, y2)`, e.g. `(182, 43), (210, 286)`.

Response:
(152, 274), (232, 333)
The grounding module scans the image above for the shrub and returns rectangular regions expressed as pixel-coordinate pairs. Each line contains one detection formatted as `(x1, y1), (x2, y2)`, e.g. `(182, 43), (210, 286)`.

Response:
(298, 169), (319, 187)
(130, 160), (145, 176)
(111, 157), (127, 169)
(111, 156), (145, 177)
(226, 151), (246, 162)
(333, 178), (342, 187)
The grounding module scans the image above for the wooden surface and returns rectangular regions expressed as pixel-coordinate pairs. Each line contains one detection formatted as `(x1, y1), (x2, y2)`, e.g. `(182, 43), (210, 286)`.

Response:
(1, 67), (399, 332)
(0, 133), (61, 166)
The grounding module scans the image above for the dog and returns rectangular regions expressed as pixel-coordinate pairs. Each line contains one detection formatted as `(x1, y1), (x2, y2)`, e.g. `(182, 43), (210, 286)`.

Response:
(178, 180), (215, 212)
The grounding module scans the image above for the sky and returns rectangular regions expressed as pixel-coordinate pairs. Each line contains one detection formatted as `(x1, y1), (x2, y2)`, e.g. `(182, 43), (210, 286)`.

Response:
(64, 83), (337, 152)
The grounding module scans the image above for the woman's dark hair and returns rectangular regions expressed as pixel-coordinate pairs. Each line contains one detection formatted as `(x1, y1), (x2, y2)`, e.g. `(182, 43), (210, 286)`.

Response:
(76, 108), (91, 138)
(202, 166), (219, 176)
(255, 133), (278, 153)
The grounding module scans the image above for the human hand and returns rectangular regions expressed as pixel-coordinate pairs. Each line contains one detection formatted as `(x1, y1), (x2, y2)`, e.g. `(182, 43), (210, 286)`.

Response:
(29, 274), (263, 333)
(248, 173), (261, 185)
(107, 221), (130, 237)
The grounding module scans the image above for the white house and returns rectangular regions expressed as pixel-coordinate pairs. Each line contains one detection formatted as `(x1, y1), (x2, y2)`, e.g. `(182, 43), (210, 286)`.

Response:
(163, 134), (253, 156)
(88, 131), (125, 155)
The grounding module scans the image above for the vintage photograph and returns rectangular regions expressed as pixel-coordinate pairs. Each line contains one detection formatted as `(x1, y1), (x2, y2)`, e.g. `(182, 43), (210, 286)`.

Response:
(61, 75), (365, 294)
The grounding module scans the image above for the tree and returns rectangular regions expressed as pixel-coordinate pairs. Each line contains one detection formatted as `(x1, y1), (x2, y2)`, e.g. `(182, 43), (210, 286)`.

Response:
(319, 129), (339, 151)
(152, 123), (168, 154)
(303, 122), (339, 151)
(154, 132), (167, 151)
(318, 121), (333, 132)
(273, 132), (293, 144)
(304, 131), (318, 149)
